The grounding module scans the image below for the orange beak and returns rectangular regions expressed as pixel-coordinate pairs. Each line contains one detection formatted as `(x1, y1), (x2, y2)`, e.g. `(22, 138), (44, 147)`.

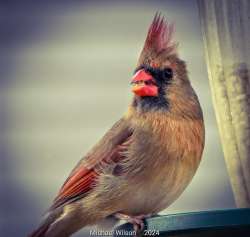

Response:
(131, 69), (158, 97)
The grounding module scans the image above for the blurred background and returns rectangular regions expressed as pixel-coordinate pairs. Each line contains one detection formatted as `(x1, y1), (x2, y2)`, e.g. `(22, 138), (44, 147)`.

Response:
(0, 0), (235, 236)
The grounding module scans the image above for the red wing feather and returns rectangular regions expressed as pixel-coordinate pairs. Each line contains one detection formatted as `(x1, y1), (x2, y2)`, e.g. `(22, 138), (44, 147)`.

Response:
(58, 168), (97, 198)
(51, 118), (132, 209)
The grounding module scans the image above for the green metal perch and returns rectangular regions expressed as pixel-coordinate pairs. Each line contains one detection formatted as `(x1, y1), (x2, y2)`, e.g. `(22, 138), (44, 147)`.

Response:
(113, 208), (250, 237)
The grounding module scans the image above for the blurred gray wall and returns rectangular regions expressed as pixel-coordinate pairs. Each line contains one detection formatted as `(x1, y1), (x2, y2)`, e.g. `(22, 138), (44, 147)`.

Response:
(0, 1), (235, 236)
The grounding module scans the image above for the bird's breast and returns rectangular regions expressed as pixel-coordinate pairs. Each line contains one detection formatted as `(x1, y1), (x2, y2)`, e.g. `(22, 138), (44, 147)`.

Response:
(118, 112), (204, 215)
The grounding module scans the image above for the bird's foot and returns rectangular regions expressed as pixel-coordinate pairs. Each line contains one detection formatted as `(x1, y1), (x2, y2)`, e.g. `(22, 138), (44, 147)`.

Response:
(114, 213), (151, 234)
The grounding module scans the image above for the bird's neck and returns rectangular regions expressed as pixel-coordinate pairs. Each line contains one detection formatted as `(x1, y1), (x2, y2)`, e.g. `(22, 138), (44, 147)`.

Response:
(132, 95), (168, 113)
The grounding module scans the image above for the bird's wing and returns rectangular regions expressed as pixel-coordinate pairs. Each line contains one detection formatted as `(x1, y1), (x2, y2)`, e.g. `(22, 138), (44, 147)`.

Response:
(51, 118), (132, 209)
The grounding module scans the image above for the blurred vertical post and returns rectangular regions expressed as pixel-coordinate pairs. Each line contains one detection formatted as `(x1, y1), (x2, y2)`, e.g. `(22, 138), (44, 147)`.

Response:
(197, 0), (250, 207)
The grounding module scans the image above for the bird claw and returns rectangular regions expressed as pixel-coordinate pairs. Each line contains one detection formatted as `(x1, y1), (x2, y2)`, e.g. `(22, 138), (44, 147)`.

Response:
(114, 213), (151, 235)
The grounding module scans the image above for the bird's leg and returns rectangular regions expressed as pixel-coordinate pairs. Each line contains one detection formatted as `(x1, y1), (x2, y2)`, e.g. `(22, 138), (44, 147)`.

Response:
(114, 213), (151, 233)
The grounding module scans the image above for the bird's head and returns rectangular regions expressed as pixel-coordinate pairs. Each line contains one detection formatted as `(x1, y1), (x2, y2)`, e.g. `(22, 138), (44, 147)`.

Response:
(131, 13), (195, 114)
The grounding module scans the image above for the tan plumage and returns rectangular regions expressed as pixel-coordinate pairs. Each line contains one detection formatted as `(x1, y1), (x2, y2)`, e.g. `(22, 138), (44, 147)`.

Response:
(29, 13), (205, 237)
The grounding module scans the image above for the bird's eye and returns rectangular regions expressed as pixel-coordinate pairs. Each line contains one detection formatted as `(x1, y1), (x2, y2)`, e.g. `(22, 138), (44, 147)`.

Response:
(163, 68), (173, 80)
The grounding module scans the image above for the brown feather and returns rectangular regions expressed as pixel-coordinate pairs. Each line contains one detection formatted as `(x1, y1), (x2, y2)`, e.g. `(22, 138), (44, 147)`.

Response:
(50, 118), (133, 209)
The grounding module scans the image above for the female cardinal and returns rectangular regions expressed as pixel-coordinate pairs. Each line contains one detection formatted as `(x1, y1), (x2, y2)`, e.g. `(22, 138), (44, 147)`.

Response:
(29, 13), (205, 237)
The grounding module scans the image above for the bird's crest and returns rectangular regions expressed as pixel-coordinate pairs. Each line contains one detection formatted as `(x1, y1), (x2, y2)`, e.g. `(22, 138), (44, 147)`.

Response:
(137, 13), (177, 66)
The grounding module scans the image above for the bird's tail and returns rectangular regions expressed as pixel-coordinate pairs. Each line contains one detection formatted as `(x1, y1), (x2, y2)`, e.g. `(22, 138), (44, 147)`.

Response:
(28, 222), (50, 237)
(28, 210), (61, 237)
(28, 206), (95, 237)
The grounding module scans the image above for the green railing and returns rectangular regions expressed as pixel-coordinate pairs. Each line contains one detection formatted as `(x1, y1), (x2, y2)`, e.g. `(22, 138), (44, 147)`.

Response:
(113, 208), (250, 236)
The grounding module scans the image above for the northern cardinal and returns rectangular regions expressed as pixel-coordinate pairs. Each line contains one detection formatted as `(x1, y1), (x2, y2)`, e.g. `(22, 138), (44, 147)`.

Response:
(29, 13), (205, 237)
